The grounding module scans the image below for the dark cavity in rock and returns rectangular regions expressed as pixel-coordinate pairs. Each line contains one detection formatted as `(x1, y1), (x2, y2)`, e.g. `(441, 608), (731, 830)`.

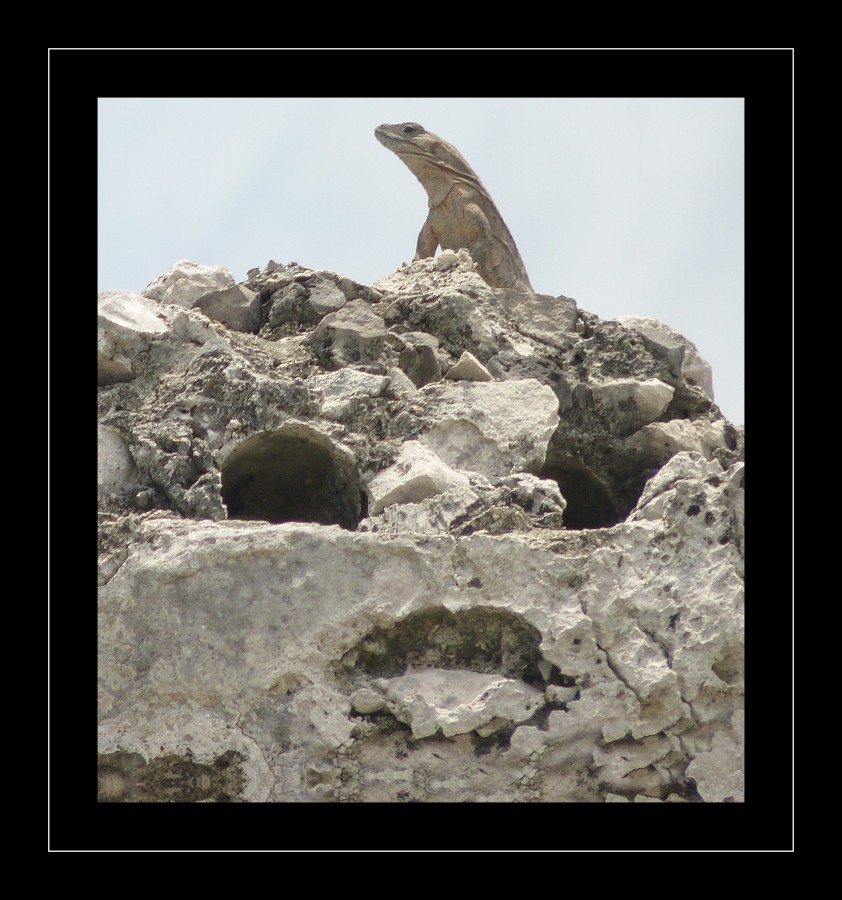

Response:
(340, 606), (569, 690)
(540, 453), (619, 529)
(221, 424), (367, 528)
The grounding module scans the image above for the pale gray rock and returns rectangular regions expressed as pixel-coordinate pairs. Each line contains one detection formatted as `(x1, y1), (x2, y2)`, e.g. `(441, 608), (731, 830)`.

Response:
(193, 282), (260, 333)
(418, 379), (560, 478)
(498, 473), (567, 515)
(621, 418), (728, 469)
(375, 248), (478, 295)
(350, 687), (386, 715)
(384, 366), (418, 398)
(97, 290), (170, 386)
(376, 256), (502, 359)
(590, 378), (675, 432)
(433, 247), (473, 273)
(245, 264), (381, 332)
(309, 368), (389, 420)
(375, 669), (545, 739)
(260, 271), (350, 336)
(504, 291), (579, 348)
(143, 260), (260, 333)
(445, 351), (494, 382)
(685, 709), (744, 802)
(366, 441), (472, 515)
(629, 450), (729, 522)
(616, 315), (715, 401)
(306, 280), (349, 316)
(98, 461), (744, 802)
(308, 299), (391, 370)
(143, 259), (233, 306)
(97, 257), (744, 805)
(358, 484), (481, 536)
(97, 426), (138, 501)
(168, 307), (220, 346)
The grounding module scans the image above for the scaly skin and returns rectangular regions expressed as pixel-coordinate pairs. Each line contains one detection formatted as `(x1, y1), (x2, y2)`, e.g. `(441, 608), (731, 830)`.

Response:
(375, 123), (534, 294)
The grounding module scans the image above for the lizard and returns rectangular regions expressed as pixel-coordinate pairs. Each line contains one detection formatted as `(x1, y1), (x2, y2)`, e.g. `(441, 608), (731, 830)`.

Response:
(374, 122), (534, 295)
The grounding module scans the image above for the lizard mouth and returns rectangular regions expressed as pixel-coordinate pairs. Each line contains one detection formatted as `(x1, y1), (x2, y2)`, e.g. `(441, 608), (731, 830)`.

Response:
(375, 128), (408, 153)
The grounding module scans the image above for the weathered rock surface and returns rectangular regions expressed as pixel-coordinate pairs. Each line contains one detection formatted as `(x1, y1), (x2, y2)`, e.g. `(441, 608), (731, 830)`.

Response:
(371, 669), (546, 739)
(143, 260), (261, 333)
(97, 253), (744, 803)
(446, 350), (494, 382)
(616, 315), (715, 401)
(97, 290), (171, 386)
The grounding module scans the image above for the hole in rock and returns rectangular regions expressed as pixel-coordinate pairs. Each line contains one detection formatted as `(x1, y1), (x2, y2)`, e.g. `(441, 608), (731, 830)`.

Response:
(340, 606), (569, 690)
(540, 454), (619, 529)
(221, 425), (367, 528)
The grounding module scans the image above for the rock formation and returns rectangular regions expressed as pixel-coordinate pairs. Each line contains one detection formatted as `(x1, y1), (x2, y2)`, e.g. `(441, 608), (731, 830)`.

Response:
(97, 251), (744, 803)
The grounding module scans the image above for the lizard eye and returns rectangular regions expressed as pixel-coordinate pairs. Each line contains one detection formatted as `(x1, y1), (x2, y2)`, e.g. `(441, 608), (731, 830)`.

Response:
(401, 123), (424, 135)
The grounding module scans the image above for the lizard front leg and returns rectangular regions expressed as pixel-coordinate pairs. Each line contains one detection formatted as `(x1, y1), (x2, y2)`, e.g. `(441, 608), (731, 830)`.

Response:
(413, 214), (440, 261)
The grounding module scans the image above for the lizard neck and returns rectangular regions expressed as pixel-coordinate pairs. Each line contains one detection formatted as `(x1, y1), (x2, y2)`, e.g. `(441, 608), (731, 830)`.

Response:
(395, 148), (481, 209)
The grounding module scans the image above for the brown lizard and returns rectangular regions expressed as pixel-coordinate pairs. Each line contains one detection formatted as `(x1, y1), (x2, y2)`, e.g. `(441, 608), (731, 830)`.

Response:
(375, 122), (534, 294)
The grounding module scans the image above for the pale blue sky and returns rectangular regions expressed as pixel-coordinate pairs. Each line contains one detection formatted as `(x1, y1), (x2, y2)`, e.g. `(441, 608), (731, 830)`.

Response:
(98, 97), (744, 424)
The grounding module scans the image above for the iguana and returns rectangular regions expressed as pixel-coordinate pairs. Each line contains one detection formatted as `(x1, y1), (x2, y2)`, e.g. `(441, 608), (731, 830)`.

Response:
(375, 122), (534, 294)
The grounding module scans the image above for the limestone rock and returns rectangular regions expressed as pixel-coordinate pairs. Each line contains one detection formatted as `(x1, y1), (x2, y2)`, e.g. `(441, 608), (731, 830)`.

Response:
(498, 473), (567, 515)
(97, 426), (138, 501)
(417, 379), (560, 478)
(97, 257), (745, 806)
(260, 271), (349, 335)
(685, 710), (744, 803)
(445, 351), (494, 382)
(621, 417), (728, 468)
(143, 260), (260, 333)
(590, 377), (675, 433)
(376, 669), (546, 739)
(366, 440), (472, 515)
(397, 331), (444, 387)
(309, 368), (390, 420)
(374, 248), (479, 295)
(97, 290), (170, 385)
(307, 299), (391, 370)
(376, 256), (502, 359)
(505, 291), (579, 348)
(358, 484), (481, 536)
(616, 315), (714, 401)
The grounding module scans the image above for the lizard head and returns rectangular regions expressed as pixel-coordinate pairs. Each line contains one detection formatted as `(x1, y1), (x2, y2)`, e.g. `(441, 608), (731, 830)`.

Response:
(374, 122), (429, 152)
(374, 123), (479, 202)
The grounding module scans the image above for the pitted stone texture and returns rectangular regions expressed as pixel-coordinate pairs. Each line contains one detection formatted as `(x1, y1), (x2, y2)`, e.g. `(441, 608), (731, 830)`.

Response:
(99, 459), (744, 803)
(308, 300), (391, 370)
(617, 315), (715, 401)
(621, 418), (729, 468)
(590, 378), (675, 433)
(98, 258), (743, 804)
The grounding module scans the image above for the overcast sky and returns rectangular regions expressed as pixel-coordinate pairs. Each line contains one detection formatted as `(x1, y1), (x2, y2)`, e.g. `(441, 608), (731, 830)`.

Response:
(98, 97), (744, 425)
